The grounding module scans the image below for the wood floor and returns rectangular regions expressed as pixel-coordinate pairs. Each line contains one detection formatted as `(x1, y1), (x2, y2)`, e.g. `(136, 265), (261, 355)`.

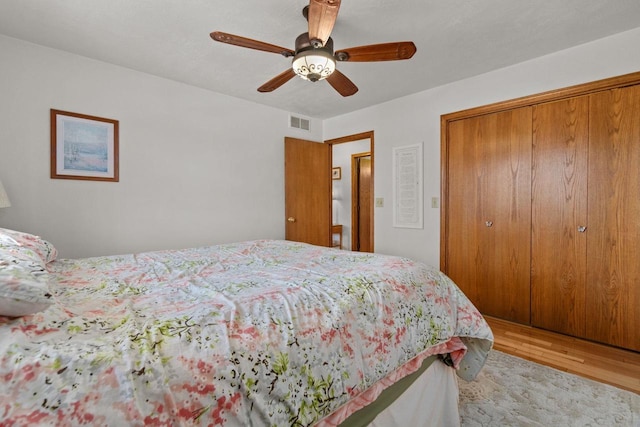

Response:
(485, 316), (640, 394)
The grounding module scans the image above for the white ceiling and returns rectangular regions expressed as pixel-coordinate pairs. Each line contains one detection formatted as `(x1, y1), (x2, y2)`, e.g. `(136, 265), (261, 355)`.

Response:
(1, 1), (640, 119)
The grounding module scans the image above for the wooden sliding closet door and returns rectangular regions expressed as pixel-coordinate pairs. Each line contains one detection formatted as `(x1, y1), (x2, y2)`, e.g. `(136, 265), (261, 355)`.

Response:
(445, 107), (532, 324)
(587, 85), (640, 351)
(443, 72), (640, 351)
(531, 97), (589, 337)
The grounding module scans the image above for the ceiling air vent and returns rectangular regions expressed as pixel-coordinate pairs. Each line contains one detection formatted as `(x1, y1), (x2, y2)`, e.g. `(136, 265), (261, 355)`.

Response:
(290, 114), (310, 131)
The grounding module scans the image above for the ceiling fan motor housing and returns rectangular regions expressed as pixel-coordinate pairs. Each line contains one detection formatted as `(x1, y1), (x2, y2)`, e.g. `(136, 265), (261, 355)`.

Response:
(295, 33), (333, 55)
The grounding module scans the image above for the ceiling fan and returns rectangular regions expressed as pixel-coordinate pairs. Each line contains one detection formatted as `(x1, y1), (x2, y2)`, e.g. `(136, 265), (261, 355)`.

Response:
(210, 0), (416, 97)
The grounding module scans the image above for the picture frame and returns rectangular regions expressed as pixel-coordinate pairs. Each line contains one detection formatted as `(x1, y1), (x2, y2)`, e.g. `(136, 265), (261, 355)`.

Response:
(50, 109), (119, 182)
(332, 167), (341, 180)
(392, 143), (423, 229)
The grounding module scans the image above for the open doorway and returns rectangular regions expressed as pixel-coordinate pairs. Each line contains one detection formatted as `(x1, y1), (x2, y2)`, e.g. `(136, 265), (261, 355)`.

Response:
(326, 131), (374, 252)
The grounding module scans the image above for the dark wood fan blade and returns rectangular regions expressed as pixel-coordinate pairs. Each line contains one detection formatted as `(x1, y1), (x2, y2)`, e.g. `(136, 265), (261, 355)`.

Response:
(307, 0), (341, 46)
(210, 31), (294, 57)
(335, 42), (416, 62)
(326, 69), (358, 97)
(258, 69), (297, 92)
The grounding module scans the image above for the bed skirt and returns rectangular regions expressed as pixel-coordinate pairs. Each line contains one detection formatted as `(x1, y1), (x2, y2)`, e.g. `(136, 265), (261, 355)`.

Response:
(329, 357), (460, 427)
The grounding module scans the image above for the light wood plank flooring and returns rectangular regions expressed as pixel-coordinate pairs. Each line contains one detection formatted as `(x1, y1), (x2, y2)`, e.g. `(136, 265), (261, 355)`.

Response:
(485, 316), (640, 394)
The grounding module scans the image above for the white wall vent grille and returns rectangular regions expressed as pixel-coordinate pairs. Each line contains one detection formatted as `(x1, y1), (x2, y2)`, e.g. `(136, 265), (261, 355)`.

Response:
(289, 115), (310, 131)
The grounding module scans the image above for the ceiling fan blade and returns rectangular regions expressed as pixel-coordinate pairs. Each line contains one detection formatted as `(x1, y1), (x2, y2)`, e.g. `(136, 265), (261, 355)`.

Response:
(258, 69), (297, 92)
(326, 70), (358, 97)
(307, 0), (341, 46)
(335, 42), (416, 62)
(211, 31), (294, 57)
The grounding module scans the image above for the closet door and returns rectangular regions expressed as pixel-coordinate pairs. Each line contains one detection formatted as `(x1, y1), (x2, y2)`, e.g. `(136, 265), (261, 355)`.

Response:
(531, 97), (589, 337)
(587, 85), (640, 351)
(446, 107), (532, 324)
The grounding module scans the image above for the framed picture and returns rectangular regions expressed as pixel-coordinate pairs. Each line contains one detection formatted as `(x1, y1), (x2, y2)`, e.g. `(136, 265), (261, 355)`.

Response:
(50, 109), (119, 182)
(392, 143), (423, 229)
(332, 167), (341, 180)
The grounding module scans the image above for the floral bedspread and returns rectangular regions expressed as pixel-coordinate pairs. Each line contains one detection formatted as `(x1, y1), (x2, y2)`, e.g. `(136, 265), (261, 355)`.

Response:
(0, 240), (492, 426)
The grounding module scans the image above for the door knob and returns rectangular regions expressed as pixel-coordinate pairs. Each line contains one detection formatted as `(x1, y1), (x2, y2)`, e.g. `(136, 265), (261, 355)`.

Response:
(578, 226), (587, 233)
(485, 221), (493, 227)
(287, 217), (296, 223)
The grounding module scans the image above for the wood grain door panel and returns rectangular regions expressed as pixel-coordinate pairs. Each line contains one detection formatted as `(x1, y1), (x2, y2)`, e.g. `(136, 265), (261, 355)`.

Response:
(356, 156), (372, 252)
(284, 137), (332, 247)
(446, 107), (532, 324)
(587, 86), (640, 351)
(531, 97), (589, 336)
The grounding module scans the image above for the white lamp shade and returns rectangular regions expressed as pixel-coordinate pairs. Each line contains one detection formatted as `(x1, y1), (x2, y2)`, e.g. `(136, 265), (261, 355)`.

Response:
(0, 181), (11, 208)
(292, 49), (336, 82)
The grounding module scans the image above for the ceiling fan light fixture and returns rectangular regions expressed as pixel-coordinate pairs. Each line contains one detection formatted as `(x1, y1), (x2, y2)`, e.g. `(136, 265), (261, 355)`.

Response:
(292, 49), (336, 82)
(211, 2), (415, 96)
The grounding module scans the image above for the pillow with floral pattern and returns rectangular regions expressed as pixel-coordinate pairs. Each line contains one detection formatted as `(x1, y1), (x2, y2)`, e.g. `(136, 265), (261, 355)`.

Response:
(0, 229), (55, 317)
(0, 227), (58, 264)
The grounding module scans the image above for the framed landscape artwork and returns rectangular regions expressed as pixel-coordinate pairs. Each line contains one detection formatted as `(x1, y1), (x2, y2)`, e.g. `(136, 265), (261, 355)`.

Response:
(50, 109), (119, 182)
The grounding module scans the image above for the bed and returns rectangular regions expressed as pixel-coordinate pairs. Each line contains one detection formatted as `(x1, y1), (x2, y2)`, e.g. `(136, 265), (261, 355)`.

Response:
(0, 227), (493, 426)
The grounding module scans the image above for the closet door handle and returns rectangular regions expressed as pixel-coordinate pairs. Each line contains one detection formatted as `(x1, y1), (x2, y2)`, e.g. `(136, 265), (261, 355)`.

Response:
(485, 221), (493, 227)
(578, 226), (587, 233)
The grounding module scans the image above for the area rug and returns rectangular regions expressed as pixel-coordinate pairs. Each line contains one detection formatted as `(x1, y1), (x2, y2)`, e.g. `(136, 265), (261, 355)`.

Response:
(458, 350), (640, 426)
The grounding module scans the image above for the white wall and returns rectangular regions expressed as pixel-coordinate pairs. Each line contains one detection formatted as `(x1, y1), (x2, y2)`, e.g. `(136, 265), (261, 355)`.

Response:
(0, 35), (322, 258)
(324, 27), (640, 267)
(3, 27), (640, 263)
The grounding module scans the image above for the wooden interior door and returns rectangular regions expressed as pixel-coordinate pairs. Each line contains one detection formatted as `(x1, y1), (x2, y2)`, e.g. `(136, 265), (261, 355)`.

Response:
(352, 154), (372, 252)
(531, 97), (589, 337)
(586, 85), (640, 351)
(284, 137), (332, 247)
(445, 107), (532, 324)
